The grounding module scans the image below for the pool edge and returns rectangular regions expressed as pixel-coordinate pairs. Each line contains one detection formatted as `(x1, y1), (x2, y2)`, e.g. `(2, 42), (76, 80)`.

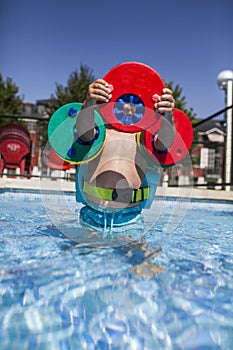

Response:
(0, 178), (232, 203)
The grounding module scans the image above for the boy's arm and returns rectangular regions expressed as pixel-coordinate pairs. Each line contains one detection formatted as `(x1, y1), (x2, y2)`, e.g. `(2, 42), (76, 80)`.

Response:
(152, 88), (175, 151)
(76, 79), (113, 142)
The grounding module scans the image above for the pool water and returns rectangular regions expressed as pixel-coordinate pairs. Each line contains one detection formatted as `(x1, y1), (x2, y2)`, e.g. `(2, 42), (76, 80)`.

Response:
(0, 190), (233, 349)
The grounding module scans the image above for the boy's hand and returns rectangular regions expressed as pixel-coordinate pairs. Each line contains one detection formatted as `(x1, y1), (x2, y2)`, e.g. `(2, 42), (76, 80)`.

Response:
(152, 88), (175, 115)
(85, 79), (113, 106)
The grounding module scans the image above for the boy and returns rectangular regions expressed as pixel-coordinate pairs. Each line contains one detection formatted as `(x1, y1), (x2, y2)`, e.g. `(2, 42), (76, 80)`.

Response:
(75, 77), (175, 234)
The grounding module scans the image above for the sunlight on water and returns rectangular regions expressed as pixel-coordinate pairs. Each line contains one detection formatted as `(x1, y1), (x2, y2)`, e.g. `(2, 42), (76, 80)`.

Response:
(0, 191), (233, 349)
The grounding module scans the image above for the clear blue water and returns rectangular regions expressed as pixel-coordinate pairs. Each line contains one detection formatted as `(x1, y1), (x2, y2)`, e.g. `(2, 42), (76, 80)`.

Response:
(0, 190), (233, 350)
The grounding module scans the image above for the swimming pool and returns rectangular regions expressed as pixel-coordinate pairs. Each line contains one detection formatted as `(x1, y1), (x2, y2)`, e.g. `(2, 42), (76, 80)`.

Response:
(0, 189), (233, 349)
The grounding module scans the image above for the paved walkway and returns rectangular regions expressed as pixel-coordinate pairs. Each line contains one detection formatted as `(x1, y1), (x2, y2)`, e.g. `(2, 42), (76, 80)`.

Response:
(1, 178), (232, 202)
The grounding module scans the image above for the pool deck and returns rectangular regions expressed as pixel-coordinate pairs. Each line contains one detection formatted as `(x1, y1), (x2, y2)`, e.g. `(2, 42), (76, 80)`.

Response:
(0, 178), (232, 202)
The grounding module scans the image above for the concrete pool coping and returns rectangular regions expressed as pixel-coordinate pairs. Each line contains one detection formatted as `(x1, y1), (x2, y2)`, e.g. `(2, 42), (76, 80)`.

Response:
(0, 177), (232, 202)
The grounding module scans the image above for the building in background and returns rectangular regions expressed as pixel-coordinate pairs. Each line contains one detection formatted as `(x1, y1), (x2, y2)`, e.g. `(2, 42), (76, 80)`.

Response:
(192, 120), (225, 188)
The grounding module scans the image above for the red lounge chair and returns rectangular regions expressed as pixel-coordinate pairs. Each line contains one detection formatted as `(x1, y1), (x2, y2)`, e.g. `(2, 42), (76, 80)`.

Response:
(0, 123), (32, 178)
(47, 147), (71, 178)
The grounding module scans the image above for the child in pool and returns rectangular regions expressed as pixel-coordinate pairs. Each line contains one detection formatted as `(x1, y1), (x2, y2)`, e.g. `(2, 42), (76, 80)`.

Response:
(75, 79), (175, 234)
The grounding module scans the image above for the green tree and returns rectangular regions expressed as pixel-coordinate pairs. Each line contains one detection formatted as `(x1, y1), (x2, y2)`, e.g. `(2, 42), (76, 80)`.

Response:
(166, 80), (198, 148)
(39, 64), (95, 148)
(166, 81), (196, 123)
(48, 63), (95, 116)
(0, 73), (24, 127)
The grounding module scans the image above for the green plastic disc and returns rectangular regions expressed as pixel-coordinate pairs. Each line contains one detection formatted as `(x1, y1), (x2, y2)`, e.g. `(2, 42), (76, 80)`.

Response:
(48, 103), (106, 164)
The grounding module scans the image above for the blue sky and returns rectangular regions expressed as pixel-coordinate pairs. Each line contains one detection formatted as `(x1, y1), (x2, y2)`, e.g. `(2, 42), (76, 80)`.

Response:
(1, 0), (232, 119)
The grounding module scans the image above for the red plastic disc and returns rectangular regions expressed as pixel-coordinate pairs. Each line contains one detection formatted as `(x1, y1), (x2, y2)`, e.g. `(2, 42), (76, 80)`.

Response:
(98, 62), (165, 133)
(140, 109), (193, 167)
